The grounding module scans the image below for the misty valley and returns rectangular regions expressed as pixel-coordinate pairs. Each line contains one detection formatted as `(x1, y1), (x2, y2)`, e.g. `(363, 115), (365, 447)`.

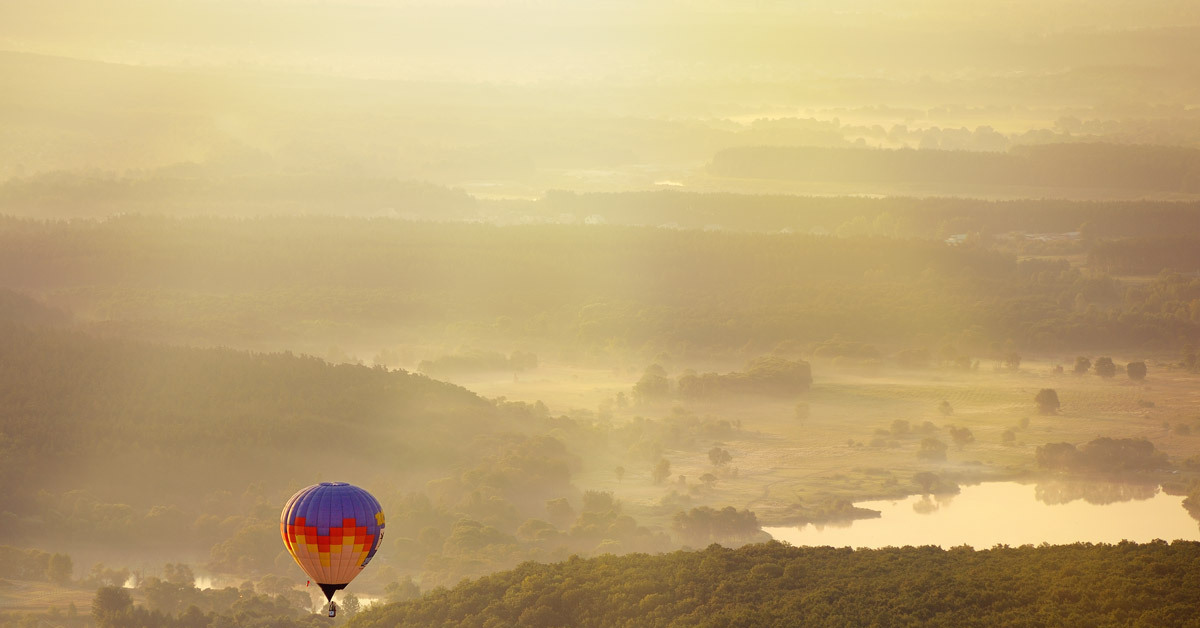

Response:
(4, 213), (1200, 627)
(4, 1), (1200, 627)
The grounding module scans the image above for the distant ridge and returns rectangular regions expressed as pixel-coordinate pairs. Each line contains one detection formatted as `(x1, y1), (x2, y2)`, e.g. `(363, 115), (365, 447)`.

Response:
(709, 144), (1200, 194)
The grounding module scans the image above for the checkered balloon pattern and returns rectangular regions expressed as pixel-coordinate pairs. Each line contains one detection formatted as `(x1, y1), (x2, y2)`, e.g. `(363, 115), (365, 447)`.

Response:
(280, 482), (385, 586)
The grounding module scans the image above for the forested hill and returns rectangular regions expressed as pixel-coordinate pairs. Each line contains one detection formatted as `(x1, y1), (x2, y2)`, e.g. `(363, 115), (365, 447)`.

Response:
(0, 319), (493, 528)
(2, 312), (738, 588)
(351, 540), (1200, 628)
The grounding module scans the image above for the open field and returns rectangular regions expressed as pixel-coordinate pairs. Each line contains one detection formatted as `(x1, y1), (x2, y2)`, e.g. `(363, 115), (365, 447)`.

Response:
(456, 358), (1200, 529)
(0, 580), (102, 614)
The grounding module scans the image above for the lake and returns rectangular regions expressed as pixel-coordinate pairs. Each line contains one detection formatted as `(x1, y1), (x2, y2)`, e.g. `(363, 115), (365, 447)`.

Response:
(764, 480), (1200, 549)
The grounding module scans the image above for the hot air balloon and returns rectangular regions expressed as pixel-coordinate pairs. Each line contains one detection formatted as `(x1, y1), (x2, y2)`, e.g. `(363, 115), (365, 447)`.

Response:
(280, 482), (385, 614)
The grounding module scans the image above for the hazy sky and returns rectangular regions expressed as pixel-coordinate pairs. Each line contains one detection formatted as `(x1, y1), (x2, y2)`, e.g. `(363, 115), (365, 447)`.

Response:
(3, 1), (1199, 82)
(3, 0), (1199, 183)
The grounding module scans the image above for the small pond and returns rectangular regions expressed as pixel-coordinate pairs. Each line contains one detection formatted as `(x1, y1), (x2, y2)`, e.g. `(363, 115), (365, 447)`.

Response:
(764, 480), (1200, 549)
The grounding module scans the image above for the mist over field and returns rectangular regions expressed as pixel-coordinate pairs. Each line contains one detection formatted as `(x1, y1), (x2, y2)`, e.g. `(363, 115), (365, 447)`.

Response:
(4, 1), (1200, 626)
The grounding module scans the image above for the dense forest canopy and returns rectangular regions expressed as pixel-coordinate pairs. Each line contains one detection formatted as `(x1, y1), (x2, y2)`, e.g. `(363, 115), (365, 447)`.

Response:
(1, 217), (1197, 361)
(0, 322), (493, 508)
(351, 541), (1200, 628)
(0, 320), (517, 581)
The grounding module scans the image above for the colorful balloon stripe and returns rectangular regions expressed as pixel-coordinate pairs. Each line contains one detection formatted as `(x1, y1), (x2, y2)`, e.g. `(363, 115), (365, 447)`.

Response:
(280, 482), (385, 587)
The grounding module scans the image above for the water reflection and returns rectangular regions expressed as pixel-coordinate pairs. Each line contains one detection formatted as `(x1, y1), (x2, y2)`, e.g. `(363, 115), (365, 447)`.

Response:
(915, 491), (958, 515)
(765, 481), (1200, 549)
(806, 518), (855, 531)
(912, 496), (938, 514)
(1034, 478), (1158, 506)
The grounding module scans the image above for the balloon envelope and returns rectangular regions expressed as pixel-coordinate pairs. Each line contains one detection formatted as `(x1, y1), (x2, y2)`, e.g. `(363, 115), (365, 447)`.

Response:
(280, 482), (385, 597)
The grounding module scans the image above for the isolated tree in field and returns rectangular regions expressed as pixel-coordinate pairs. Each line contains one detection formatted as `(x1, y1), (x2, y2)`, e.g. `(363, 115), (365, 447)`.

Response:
(1183, 345), (1198, 372)
(91, 586), (133, 627)
(652, 458), (672, 484)
(949, 426), (974, 448)
(1094, 357), (1117, 378)
(633, 364), (670, 404)
(708, 446), (732, 466)
(46, 553), (73, 585)
(614, 466), (625, 483)
(917, 437), (948, 461)
(84, 564), (130, 588)
(914, 471), (938, 494)
(1035, 388), (1060, 414)
(913, 471), (958, 494)
(744, 355), (813, 393)
(1004, 352), (1021, 371)
(699, 473), (718, 489)
(162, 563), (194, 587)
(938, 400), (953, 416)
(1127, 361), (1147, 381)
(1074, 356), (1091, 375)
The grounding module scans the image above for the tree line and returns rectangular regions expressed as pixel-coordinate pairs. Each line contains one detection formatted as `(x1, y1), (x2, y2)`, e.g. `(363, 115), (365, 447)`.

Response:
(708, 143), (1200, 194)
(351, 540), (1200, 627)
(540, 189), (1200, 239)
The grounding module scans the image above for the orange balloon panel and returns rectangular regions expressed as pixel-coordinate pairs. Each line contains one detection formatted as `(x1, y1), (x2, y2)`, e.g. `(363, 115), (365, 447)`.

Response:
(280, 482), (385, 587)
